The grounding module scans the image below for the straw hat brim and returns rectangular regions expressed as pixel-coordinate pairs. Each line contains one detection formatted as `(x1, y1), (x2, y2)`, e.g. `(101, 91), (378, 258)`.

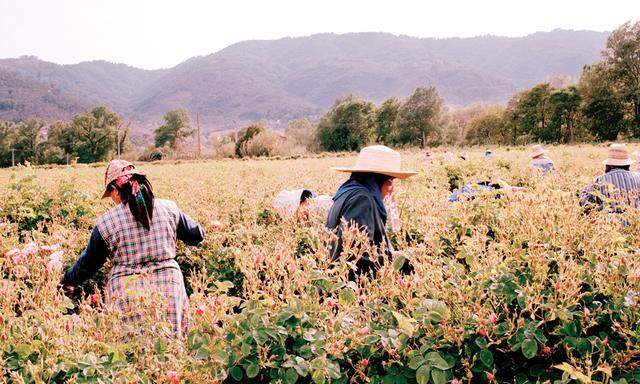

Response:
(602, 158), (635, 166)
(332, 166), (417, 179)
(529, 149), (548, 159)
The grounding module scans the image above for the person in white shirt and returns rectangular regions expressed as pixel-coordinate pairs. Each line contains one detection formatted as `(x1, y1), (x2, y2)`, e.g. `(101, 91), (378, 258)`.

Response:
(272, 189), (333, 222)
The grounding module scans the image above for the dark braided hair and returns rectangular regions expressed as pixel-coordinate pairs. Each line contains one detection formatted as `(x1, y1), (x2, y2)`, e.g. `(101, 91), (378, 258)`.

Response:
(109, 174), (155, 230)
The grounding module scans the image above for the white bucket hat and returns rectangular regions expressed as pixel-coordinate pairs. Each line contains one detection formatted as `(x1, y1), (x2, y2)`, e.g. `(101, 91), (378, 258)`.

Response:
(603, 143), (635, 166)
(332, 145), (417, 179)
(529, 144), (548, 159)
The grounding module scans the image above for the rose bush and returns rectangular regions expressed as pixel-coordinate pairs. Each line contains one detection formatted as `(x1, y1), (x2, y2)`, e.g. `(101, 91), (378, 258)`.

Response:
(1, 147), (639, 383)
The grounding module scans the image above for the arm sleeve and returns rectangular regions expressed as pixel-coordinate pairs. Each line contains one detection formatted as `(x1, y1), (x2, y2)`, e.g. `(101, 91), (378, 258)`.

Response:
(176, 210), (206, 246)
(579, 183), (600, 207)
(61, 227), (109, 286)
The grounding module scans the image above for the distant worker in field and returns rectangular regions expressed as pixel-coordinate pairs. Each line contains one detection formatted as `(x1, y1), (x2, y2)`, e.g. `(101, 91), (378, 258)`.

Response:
(529, 144), (555, 173)
(580, 143), (640, 212)
(272, 189), (333, 222)
(484, 149), (492, 158)
(448, 179), (526, 202)
(326, 145), (417, 279)
(61, 160), (205, 338)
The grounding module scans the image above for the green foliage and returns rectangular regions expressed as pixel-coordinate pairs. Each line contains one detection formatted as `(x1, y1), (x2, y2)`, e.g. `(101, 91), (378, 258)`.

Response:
(375, 97), (401, 144)
(547, 85), (582, 143)
(316, 95), (375, 151)
(0, 174), (97, 234)
(464, 106), (511, 145)
(154, 108), (193, 149)
(395, 87), (444, 148)
(235, 124), (266, 157)
(68, 106), (122, 163)
(579, 64), (627, 141)
(604, 21), (640, 131)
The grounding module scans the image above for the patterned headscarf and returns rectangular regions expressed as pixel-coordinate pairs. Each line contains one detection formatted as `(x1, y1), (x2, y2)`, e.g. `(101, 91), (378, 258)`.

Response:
(102, 159), (143, 199)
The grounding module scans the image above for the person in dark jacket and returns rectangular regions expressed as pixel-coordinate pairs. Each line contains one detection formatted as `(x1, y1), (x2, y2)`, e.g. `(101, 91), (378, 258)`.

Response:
(61, 160), (205, 337)
(326, 145), (417, 279)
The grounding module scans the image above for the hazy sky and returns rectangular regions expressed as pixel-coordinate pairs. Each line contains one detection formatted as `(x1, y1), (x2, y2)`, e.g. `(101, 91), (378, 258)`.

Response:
(1, 0), (638, 69)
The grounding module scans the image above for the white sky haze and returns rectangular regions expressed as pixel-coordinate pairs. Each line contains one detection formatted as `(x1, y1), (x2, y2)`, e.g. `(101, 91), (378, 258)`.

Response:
(1, 0), (638, 69)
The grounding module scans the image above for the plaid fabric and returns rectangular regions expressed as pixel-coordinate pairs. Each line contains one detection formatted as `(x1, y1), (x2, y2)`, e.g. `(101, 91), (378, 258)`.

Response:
(96, 199), (189, 336)
(106, 267), (189, 337)
(579, 169), (640, 212)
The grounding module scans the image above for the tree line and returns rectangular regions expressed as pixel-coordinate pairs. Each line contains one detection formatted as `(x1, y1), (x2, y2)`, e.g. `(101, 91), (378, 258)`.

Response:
(310, 21), (640, 150)
(0, 107), (195, 166)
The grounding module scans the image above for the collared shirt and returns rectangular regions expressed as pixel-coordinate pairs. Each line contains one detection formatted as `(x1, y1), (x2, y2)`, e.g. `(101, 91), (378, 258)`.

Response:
(579, 169), (640, 212)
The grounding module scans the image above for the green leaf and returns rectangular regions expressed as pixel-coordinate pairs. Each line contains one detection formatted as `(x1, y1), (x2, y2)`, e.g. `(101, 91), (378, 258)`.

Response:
(424, 299), (450, 323)
(338, 288), (357, 306)
(522, 339), (538, 359)
(479, 349), (494, 368)
(285, 368), (299, 384)
(230, 366), (244, 381)
(408, 355), (425, 370)
(393, 254), (407, 271)
(392, 311), (417, 336)
(533, 329), (548, 344)
(245, 362), (260, 378)
(312, 370), (326, 384)
(431, 369), (447, 384)
(416, 365), (431, 384)
(425, 352), (453, 370)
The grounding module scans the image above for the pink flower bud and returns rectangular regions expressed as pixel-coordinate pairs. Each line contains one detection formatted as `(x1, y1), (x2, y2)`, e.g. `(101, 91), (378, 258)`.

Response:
(489, 313), (498, 324)
(167, 371), (180, 384)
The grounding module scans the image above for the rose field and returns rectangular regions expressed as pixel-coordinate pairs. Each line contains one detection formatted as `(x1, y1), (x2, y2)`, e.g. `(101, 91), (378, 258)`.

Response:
(1, 144), (640, 383)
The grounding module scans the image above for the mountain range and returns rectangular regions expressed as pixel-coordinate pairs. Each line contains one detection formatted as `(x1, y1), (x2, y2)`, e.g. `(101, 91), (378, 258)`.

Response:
(0, 29), (609, 134)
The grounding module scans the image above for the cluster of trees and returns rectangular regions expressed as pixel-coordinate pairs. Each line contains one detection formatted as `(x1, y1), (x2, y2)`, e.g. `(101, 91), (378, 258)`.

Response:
(0, 106), (199, 166)
(316, 86), (446, 151)
(464, 21), (640, 145)
(0, 107), (128, 167)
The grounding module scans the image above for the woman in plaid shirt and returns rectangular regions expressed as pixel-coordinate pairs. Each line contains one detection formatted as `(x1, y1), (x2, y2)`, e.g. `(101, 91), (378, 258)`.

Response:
(61, 160), (205, 337)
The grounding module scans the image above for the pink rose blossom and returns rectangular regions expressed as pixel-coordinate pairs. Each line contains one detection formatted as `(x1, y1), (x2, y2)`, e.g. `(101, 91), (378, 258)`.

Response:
(22, 242), (38, 256)
(47, 250), (64, 272)
(5, 248), (23, 264)
(167, 371), (180, 384)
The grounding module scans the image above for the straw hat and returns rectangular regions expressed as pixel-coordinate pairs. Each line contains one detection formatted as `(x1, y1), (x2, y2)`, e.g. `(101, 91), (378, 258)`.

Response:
(529, 144), (548, 159)
(102, 159), (143, 198)
(332, 145), (417, 179)
(602, 143), (635, 166)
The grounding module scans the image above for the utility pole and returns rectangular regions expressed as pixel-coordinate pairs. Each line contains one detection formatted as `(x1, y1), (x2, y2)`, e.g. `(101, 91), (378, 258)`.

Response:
(10, 149), (15, 167)
(196, 112), (201, 158)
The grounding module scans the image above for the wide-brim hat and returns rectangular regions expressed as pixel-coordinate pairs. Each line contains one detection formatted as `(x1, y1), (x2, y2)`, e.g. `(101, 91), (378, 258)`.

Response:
(332, 145), (417, 179)
(101, 159), (143, 198)
(602, 143), (635, 166)
(529, 144), (548, 159)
